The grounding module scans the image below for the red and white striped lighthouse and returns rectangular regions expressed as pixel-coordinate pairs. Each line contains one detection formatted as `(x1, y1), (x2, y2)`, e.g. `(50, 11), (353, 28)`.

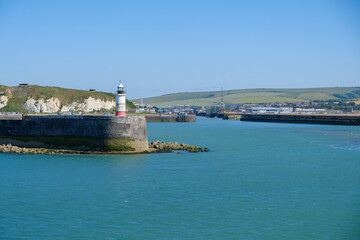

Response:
(115, 82), (126, 116)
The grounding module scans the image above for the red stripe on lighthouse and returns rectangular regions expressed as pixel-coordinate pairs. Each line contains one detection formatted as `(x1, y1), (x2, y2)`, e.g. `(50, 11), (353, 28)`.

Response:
(116, 111), (126, 116)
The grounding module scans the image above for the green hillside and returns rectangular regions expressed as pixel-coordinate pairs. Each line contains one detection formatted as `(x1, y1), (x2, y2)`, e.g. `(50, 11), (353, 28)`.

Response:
(134, 87), (360, 107)
(0, 84), (135, 112)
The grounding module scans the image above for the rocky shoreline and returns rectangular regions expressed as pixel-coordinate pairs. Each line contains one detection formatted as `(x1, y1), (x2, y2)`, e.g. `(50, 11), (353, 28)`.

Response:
(149, 141), (209, 152)
(0, 142), (209, 155)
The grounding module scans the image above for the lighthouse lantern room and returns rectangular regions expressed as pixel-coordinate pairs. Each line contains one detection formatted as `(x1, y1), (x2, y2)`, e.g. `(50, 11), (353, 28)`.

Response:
(115, 82), (127, 116)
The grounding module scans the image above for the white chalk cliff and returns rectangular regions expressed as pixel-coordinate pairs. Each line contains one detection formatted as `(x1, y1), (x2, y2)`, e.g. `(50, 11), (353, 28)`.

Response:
(24, 97), (115, 113)
(0, 96), (8, 109)
(24, 97), (62, 113)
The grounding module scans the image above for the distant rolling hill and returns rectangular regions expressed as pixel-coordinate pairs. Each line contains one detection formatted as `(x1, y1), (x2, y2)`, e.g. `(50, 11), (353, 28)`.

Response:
(133, 87), (360, 107)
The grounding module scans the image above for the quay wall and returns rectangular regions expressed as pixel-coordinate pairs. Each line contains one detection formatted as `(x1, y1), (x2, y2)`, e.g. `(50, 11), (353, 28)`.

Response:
(240, 113), (360, 125)
(0, 115), (149, 151)
(129, 114), (196, 122)
(224, 113), (242, 120)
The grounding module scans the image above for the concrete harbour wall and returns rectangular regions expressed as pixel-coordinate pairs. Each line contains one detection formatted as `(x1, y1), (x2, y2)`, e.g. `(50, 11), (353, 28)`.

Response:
(130, 114), (196, 122)
(240, 113), (360, 125)
(0, 115), (149, 151)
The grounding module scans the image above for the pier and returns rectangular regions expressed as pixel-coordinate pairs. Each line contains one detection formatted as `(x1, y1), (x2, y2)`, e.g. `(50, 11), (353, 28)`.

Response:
(130, 114), (196, 122)
(239, 113), (360, 125)
(0, 115), (149, 151)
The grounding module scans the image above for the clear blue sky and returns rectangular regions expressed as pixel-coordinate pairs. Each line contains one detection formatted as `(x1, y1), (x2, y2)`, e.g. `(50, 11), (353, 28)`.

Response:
(0, 0), (359, 99)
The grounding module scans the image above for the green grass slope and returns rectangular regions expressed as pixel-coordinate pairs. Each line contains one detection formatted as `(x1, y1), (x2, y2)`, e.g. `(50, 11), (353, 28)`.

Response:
(0, 84), (135, 112)
(134, 87), (360, 107)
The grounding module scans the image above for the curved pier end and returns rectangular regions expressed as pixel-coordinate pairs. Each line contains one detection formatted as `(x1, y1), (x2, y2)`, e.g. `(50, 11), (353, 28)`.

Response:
(0, 115), (149, 152)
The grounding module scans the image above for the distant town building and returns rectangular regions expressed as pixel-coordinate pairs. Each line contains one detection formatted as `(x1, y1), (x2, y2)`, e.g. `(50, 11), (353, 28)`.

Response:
(247, 107), (279, 113)
(294, 108), (327, 114)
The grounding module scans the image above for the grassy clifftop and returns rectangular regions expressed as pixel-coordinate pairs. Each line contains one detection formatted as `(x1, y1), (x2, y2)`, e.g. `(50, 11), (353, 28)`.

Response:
(134, 87), (360, 107)
(0, 84), (135, 112)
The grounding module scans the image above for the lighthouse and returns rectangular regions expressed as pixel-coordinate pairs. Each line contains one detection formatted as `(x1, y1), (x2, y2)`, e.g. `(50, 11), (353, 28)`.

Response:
(115, 82), (126, 116)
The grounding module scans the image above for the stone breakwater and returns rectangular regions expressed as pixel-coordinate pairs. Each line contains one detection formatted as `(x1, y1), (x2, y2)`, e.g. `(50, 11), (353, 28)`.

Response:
(0, 115), (149, 152)
(0, 115), (209, 154)
(240, 113), (360, 125)
(130, 114), (196, 122)
(0, 142), (209, 154)
(0, 144), (76, 154)
(149, 141), (209, 152)
(0, 144), (146, 154)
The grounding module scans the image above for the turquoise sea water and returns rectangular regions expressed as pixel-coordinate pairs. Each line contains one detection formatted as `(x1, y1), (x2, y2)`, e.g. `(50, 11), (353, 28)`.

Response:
(1, 117), (360, 239)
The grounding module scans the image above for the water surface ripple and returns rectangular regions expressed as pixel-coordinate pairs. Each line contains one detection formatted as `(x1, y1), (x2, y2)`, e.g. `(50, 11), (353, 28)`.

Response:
(1, 117), (360, 239)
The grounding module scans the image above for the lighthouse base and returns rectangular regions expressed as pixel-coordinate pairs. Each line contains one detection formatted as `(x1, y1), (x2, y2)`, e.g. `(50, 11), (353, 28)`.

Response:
(115, 112), (126, 117)
(0, 115), (149, 152)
